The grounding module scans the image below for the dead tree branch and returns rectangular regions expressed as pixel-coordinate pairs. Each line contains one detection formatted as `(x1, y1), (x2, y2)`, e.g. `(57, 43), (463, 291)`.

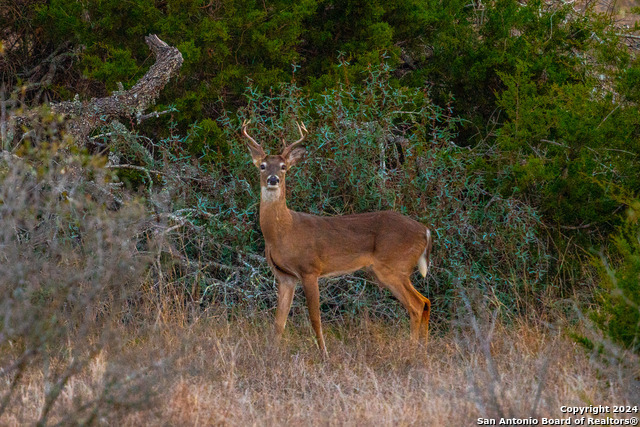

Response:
(48, 34), (183, 143)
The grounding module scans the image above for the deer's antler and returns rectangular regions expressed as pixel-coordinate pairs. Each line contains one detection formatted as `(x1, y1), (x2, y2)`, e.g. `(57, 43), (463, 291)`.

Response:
(282, 122), (308, 157)
(241, 120), (263, 150)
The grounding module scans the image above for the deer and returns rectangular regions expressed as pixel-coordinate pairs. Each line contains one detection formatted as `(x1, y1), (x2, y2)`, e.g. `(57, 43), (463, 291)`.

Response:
(242, 120), (433, 356)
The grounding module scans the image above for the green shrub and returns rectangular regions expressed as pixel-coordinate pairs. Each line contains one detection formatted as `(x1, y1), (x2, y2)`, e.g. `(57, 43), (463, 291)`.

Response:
(593, 201), (640, 353)
(494, 64), (640, 234)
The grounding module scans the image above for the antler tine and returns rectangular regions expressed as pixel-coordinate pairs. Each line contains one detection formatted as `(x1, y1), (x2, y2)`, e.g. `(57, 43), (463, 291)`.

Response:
(294, 121), (308, 144)
(241, 119), (262, 149)
(283, 121), (308, 156)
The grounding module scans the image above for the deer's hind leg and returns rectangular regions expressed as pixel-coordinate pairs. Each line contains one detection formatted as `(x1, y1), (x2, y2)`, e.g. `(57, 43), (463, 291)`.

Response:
(372, 267), (425, 342)
(421, 294), (431, 344)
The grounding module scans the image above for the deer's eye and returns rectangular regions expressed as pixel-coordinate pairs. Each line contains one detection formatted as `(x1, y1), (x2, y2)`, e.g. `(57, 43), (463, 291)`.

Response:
(281, 164), (286, 171)
(260, 164), (266, 170)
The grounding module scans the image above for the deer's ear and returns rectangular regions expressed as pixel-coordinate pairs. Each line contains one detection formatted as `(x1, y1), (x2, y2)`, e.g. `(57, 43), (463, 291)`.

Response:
(246, 143), (266, 168)
(286, 147), (306, 168)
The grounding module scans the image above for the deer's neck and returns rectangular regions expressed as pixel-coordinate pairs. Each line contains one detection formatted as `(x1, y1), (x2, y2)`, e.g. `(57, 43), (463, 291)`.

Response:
(259, 185), (293, 242)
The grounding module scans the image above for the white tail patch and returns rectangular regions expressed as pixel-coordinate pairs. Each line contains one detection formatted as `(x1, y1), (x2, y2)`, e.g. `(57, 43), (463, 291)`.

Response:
(418, 253), (428, 277)
(418, 229), (431, 277)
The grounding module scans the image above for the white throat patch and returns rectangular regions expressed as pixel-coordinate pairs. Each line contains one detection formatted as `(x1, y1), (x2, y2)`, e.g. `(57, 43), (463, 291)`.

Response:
(261, 186), (281, 202)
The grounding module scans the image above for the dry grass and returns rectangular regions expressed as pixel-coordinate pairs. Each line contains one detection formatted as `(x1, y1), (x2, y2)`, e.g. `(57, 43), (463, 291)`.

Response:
(1, 311), (636, 426)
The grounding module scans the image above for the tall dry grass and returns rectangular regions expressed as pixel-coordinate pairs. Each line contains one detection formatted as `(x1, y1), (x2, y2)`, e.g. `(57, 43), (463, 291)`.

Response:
(1, 307), (637, 426)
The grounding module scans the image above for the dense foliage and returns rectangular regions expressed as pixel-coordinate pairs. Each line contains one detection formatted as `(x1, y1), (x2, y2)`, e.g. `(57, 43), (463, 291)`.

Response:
(594, 202), (640, 353)
(2, 0), (639, 351)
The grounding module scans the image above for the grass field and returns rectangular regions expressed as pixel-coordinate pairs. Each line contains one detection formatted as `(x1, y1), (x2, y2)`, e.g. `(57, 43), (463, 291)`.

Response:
(2, 310), (637, 426)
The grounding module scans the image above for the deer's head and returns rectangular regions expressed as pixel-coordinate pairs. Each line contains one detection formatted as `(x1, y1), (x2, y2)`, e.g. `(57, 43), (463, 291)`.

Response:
(242, 121), (307, 196)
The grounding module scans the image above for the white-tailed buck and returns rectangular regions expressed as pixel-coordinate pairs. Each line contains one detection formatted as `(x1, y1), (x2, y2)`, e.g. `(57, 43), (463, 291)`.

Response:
(242, 121), (433, 356)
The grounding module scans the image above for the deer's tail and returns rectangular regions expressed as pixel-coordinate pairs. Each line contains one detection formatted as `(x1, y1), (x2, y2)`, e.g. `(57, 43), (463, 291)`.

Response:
(417, 228), (433, 278)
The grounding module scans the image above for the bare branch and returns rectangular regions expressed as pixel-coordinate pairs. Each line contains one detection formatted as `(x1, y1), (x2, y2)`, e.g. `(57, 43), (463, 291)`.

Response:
(616, 33), (640, 40)
(48, 35), (183, 143)
(1, 84), (7, 150)
(136, 108), (176, 124)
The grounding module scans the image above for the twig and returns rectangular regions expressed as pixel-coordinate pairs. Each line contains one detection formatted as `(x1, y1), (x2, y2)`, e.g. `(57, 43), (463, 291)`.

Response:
(173, 208), (215, 218)
(540, 139), (568, 147)
(559, 222), (593, 230)
(24, 41), (72, 79)
(1, 84), (6, 150)
(105, 163), (209, 184)
(616, 33), (640, 40)
(162, 224), (184, 234)
(136, 109), (175, 124)
(105, 163), (165, 176)
(90, 132), (114, 141)
(596, 104), (620, 129)
(598, 147), (637, 156)
(213, 242), (266, 263)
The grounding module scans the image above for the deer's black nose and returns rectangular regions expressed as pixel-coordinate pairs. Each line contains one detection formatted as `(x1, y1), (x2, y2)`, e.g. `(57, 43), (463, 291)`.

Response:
(267, 175), (280, 186)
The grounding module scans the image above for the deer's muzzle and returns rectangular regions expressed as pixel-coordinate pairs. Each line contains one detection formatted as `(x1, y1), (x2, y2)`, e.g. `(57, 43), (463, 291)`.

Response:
(266, 175), (280, 187)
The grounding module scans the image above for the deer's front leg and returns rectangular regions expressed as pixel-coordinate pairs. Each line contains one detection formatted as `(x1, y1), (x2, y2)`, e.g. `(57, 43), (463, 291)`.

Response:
(301, 275), (327, 357)
(274, 277), (296, 341)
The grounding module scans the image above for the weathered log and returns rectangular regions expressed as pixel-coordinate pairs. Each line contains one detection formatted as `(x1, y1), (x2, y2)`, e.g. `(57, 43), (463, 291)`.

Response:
(50, 34), (183, 142)
(1, 35), (183, 209)
(2, 34), (181, 148)
(5, 35), (182, 147)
